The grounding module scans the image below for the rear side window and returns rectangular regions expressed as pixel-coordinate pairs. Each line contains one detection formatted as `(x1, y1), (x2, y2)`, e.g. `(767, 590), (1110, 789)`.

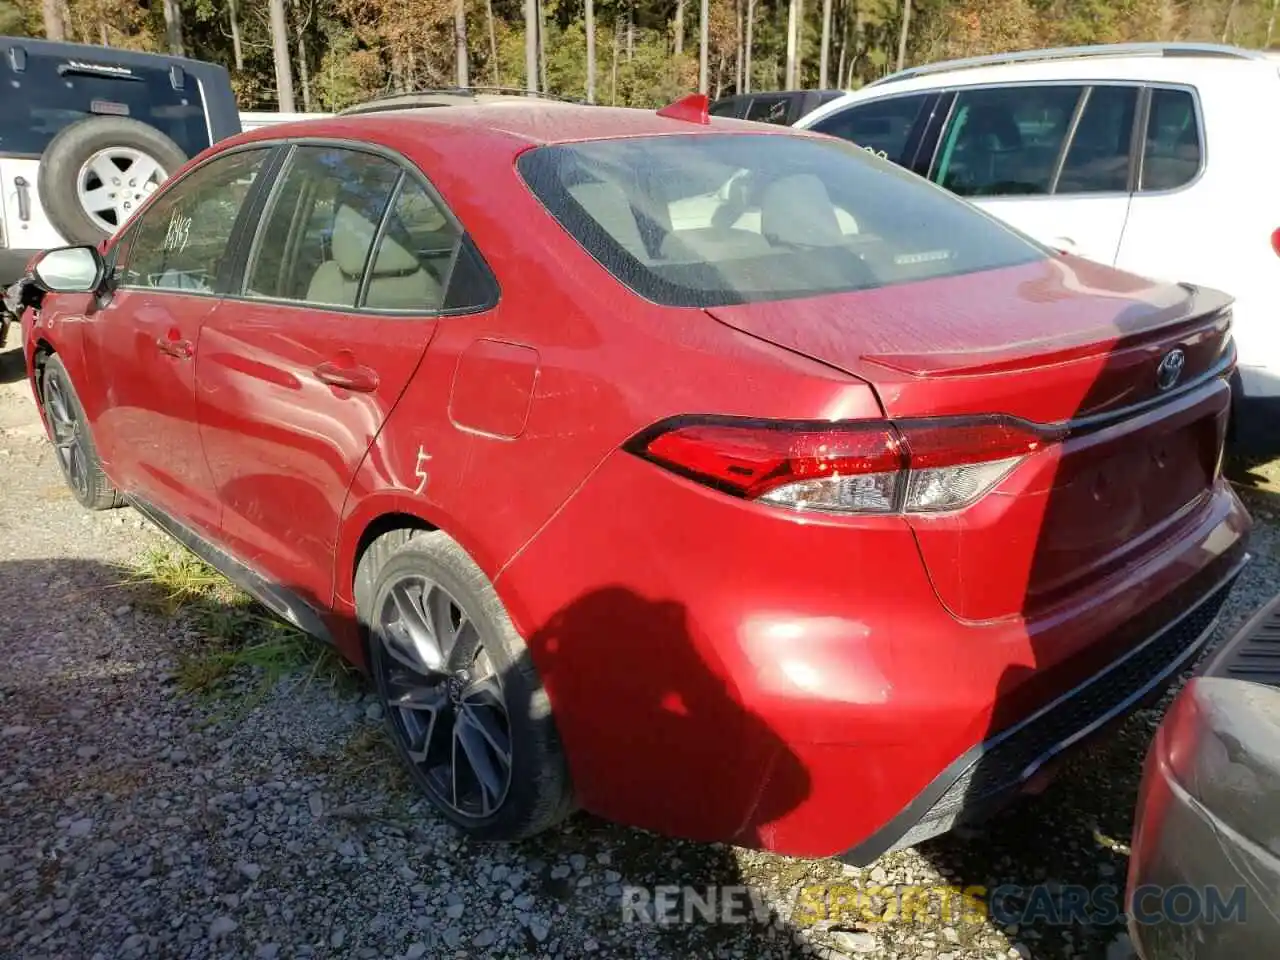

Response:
(244, 146), (403, 308)
(518, 133), (1045, 308)
(244, 145), (489, 313)
(1140, 88), (1202, 192)
(932, 85), (1083, 197)
(809, 95), (929, 164)
(362, 178), (459, 311)
(0, 52), (210, 158)
(1056, 85), (1138, 194)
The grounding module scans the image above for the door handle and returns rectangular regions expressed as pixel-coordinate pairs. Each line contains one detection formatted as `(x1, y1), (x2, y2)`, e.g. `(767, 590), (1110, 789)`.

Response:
(314, 360), (379, 393)
(156, 335), (193, 359)
(13, 176), (31, 222)
(1051, 236), (1078, 254)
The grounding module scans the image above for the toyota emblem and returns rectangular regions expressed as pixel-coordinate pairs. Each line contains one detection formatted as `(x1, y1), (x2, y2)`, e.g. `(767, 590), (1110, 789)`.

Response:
(1156, 348), (1186, 392)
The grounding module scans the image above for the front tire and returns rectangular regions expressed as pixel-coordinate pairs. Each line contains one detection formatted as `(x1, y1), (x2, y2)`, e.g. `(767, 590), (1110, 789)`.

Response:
(357, 530), (574, 840)
(41, 355), (122, 510)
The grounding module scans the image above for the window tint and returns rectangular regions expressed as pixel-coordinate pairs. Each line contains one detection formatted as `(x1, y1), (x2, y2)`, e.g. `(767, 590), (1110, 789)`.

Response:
(709, 99), (742, 118)
(745, 97), (791, 125)
(244, 147), (401, 308)
(0, 51), (210, 157)
(932, 85), (1083, 197)
(1141, 88), (1201, 192)
(809, 95), (929, 165)
(517, 133), (1044, 308)
(120, 149), (267, 294)
(1056, 85), (1138, 194)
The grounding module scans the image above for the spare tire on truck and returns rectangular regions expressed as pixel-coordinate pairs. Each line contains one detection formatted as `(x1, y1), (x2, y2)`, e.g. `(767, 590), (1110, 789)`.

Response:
(37, 116), (189, 244)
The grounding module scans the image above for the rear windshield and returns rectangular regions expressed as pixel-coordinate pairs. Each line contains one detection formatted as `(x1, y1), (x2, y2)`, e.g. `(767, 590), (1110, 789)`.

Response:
(517, 133), (1046, 307)
(0, 52), (210, 157)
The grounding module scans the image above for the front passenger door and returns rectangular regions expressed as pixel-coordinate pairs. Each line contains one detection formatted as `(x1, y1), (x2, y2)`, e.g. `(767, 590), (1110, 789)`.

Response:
(84, 147), (272, 533)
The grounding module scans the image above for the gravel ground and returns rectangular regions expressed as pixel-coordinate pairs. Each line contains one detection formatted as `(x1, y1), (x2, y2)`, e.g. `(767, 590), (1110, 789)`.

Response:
(2, 327), (1279, 960)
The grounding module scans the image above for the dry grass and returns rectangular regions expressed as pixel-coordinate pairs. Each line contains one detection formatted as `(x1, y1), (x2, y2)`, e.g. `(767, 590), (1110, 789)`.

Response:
(125, 546), (360, 703)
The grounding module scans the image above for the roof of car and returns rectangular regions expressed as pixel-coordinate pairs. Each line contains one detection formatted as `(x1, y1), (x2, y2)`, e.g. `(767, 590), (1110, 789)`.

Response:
(867, 41), (1273, 88)
(338, 88), (582, 115)
(225, 101), (801, 152)
(799, 42), (1280, 122)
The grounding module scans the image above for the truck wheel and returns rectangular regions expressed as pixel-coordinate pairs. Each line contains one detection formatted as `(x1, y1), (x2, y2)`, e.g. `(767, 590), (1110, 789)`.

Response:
(38, 117), (188, 243)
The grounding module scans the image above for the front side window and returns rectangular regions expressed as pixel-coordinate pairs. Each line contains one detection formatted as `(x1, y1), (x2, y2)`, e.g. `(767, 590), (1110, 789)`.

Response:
(808, 94), (930, 165)
(0, 51), (210, 158)
(120, 148), (268, 293)
(518, 133), (1045, 308)
(1140, 88), (1202, 192)
(932, 85), (1083, 197)
(1055, 85), (1139, 195)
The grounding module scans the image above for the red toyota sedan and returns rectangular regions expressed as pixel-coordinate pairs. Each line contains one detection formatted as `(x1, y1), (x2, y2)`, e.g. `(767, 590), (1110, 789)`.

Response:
(14, 95), (1250, 863)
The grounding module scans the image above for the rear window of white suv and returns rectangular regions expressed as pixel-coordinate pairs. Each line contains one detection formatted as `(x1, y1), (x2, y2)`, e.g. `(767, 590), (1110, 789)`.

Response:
(0, 53), (210, 158)
(518, 133), (1046, 307)
(1140, 87), (1202, 192)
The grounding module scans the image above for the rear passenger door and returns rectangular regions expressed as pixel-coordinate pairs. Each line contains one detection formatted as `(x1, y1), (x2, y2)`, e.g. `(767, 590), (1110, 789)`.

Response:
(83, 146), (271, 534)
(195, 143), (496, 609)
(928, 83), (1139, 266)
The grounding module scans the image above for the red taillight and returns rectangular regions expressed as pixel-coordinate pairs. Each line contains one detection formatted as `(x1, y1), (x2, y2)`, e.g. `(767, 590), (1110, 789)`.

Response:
(628, 415), (1060, 515)
(1271, 227), (1280, 258)
(641, 421), (904, 499)
(896, 416), (1057, 469)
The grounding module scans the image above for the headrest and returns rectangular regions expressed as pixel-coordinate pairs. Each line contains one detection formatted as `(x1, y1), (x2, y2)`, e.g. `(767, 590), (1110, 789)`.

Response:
(568, 180), (647, 259)
(760, 174), (842, 247)
(331, 203), (420, 277)
(965, 107), (1022, 150)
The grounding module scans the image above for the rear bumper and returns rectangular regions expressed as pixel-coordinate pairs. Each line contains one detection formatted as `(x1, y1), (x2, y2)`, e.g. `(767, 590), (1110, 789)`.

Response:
(839, 552), (1247, 865)
(500, 444), (1252, 859)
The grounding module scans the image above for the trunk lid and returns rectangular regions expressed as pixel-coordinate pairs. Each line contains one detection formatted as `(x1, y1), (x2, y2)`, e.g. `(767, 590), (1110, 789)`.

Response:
(705, 255), (1236, 621)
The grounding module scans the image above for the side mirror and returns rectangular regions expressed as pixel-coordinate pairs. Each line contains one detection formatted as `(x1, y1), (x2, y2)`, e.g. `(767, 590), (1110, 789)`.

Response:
(31, 245), (105, 294)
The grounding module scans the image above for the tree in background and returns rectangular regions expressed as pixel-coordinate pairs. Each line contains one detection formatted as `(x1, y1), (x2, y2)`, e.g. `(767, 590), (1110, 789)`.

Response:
(2, 0), (1277, 110)
(268, 0), (295, 110)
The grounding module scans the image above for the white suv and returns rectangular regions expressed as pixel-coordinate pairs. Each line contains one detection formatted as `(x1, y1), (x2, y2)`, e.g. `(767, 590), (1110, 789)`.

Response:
(797, 42), (1280, 447)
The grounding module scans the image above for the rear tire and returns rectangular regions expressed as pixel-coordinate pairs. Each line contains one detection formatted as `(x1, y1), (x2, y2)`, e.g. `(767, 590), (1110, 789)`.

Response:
(40, 355), (122, 510)
(357, 530), (575, 840)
